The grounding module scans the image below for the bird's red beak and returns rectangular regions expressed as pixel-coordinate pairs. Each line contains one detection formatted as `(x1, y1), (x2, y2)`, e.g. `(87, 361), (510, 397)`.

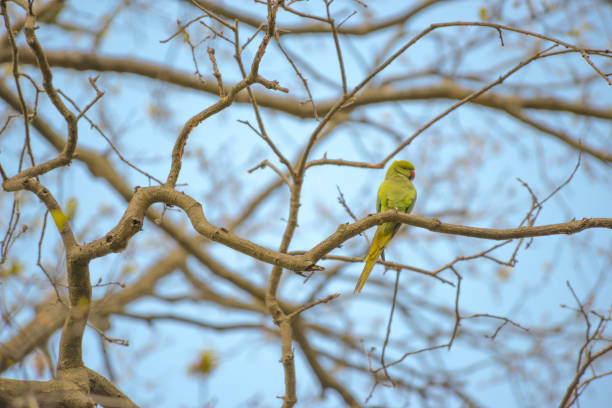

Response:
(410, 170), (415, 180)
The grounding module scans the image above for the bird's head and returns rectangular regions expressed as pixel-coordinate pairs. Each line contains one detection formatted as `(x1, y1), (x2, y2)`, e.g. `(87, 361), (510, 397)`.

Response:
(387, 160), (415, 181)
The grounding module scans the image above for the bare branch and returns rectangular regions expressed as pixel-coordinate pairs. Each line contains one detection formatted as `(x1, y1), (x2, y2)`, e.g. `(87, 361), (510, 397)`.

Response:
(286, 293), (339, 320)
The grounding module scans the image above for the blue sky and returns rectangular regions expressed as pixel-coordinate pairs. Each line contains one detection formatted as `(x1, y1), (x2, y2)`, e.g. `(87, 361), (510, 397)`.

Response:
(1, 1), (611, 407)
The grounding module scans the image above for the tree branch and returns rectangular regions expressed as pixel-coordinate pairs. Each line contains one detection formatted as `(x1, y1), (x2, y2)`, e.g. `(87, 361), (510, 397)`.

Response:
(2, 50), (609, 122)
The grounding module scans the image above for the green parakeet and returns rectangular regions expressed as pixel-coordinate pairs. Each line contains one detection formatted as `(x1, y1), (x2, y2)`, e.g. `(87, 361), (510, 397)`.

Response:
(354, 160), (417, 293)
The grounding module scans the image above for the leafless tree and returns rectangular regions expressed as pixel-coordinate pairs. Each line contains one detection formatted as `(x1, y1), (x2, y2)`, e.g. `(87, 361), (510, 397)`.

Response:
(1, 0), (611, 407)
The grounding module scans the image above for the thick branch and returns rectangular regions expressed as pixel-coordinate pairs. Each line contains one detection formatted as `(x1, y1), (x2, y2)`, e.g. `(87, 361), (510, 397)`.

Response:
(67, 183), (612, 273)
(2, 50), (609, 121)
(305, 212), (612, 265)
(0, 249), (186, 373)
(10, 176), (90, 370)
(0, 300), (65, 372)
(6, 50), (606, 164)
(0, 367), (137, 408)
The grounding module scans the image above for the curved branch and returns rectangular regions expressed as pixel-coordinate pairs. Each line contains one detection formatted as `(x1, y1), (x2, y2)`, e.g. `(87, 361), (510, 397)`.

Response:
(0, 367), (138, 408)
(0, 0), (65, 48)
(0, 78), (287, 306)
(1, 12), (79, 190)
(69, 183), (612, 273)
(86, 368), (138, 408)
(558, 343), (612, 408)
(0, 249), (187, 373)
(15, 177), (89, 370)
(0, 299), (65, 372)
(166, 0), (281, 187)
(2, 50), (609, 121)
(186, 0), (443, 36)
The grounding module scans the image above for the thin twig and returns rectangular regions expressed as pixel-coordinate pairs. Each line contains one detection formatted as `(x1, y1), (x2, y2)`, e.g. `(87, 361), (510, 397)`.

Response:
(286, 293), (339, 320)
(247, 159), (292, 186)
(275, 33), (319, 119)
(448, 266), (462, 349)
(159, 14), (207, 44)
(324, 0), (348, 94)
(207, 47), (225, 96)
(56, 88), (164, 185)
(36, 209), (64, 303)
(380, 269), (401, 382)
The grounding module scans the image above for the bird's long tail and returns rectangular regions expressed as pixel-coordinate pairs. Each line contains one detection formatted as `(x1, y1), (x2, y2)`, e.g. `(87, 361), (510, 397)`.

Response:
(354, 225), (393, 293)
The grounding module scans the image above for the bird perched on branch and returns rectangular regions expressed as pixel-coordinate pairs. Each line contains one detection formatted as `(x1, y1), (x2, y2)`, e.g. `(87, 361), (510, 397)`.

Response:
(354, 160), (417, 293)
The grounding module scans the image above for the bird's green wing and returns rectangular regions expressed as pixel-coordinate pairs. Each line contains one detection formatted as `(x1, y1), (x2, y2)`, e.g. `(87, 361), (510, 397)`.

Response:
(377, 178), (416, 235)
(382, 178), (416, 213)
(355, 161), (417, 293)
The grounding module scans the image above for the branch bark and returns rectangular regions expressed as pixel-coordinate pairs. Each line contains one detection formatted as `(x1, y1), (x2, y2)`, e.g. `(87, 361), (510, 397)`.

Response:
(1, 50), (609, 121)
(58, 183), (612, 274)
